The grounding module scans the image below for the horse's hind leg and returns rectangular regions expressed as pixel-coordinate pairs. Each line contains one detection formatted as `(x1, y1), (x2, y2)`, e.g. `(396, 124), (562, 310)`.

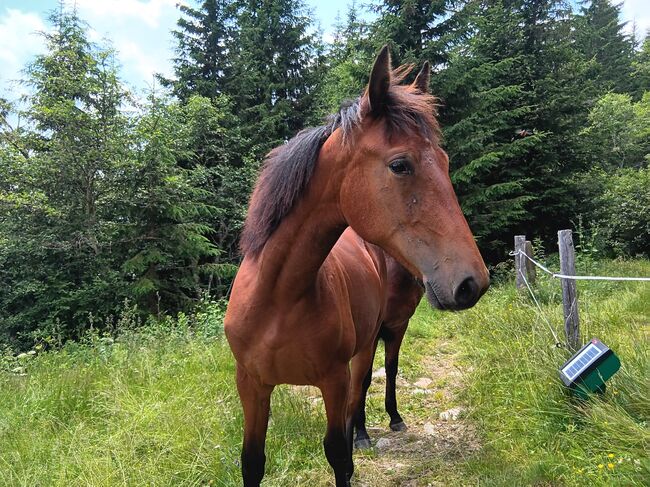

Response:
(236, 364), (274, 487)
(320, 367), (352, 487)
(385, 322), (408, 431)
(353, 337), (378, 449)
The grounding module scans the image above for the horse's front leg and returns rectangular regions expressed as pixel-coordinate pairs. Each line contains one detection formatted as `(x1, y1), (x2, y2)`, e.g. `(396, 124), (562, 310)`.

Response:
(236, 364), (274, 487)
(320, 366), (352, 487)
(385, 323), (408, 431)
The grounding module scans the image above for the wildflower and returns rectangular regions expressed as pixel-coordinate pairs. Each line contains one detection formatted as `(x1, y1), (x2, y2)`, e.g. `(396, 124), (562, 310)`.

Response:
(608, 453), (614, 459)
(598, 464), (604, 469)
(607, 463), (614, 470)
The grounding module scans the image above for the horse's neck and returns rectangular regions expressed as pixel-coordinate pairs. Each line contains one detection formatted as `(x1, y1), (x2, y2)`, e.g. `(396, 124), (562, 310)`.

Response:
(254, 138), (348, 302)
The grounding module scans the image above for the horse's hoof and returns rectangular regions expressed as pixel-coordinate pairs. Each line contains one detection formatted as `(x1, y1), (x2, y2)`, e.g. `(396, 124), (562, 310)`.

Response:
(389, 421), (407, 432)
(354, 438), (372, 449)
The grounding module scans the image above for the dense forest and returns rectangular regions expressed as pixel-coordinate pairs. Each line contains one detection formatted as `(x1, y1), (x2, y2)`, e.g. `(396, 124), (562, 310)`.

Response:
(0, 0), (648, 348)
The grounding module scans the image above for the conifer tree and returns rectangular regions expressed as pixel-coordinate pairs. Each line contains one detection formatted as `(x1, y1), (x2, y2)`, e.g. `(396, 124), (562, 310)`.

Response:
(0, 7), (131, 343)
(577, 0), (635, 94)
(433, 1), (540, 256)
(0, 7), (223, 344)
(164, 1), (254, 277)
(314, 1), (375, 116)
(370, 0), (449, 67)
(226, 0), (322, 155)
(116, 91), (220, 311)
(632, 35), (650, 99)
(432, 0), (594, 256)
(161, 0), (237, 101)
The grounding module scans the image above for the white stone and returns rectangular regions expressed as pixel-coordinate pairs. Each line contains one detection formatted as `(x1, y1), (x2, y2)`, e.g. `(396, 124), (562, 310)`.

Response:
(375, 437), (391, 450)
(372, 367), (386, 379)
(414, 377), (433, 388)
(423, 422), (436, 437)
(439, 407), (464, 421)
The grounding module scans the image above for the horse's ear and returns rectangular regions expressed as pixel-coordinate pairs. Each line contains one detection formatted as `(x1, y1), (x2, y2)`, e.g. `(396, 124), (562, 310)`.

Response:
(413, 61), (430, 93)
(367, 45), (392, 116)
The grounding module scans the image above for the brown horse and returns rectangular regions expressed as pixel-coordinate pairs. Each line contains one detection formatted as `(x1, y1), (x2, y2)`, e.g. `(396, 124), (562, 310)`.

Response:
(353, 253), (424, 449)
(224, 46), (489, 486)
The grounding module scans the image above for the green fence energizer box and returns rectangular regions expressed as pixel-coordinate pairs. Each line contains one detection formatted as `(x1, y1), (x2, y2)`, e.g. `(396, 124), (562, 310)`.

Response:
(559, 338), (620, 399)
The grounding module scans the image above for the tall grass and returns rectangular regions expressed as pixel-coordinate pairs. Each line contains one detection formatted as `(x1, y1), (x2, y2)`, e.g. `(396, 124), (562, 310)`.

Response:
(439, 258), (650, 486)
(0, 258), (647, 486)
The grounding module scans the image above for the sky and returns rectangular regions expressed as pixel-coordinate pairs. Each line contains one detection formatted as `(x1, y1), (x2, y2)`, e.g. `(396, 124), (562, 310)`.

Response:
(0, 0), (649, 100)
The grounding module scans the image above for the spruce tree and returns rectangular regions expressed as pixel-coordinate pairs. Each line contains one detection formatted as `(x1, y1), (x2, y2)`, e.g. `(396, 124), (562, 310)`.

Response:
(433, 1), (540, 256)
(117, 92), (220, 312)
(164, 1), (255, 281)
(0, 7), (225, 344)
(161, 0), (237, 101)
(315, 2), (375, 116)
(432, 0), (594, 257)
(632, 35), (650, 99)
(577, 0), (635, 94)
(0, 7), (131, 343)
(370, 0), (449, 67)
(226, 0), (322, 155)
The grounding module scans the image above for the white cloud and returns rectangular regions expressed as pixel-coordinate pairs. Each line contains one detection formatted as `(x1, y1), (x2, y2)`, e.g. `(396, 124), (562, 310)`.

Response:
(0, 9), (47, 96)
(0, 2), (179, 101)
(115, 37), (172, 90)
(71, 0), (177, 29)
(622, 0), (650, 39)
(67, 0), (179, 93)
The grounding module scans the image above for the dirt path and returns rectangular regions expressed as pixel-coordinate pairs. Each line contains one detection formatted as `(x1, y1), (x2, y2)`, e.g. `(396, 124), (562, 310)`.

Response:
(352, 340), (482, 486)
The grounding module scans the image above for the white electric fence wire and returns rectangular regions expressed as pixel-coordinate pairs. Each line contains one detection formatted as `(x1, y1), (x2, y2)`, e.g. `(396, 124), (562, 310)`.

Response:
(517, 267), (564, 348)
(510, 250), (650, 282)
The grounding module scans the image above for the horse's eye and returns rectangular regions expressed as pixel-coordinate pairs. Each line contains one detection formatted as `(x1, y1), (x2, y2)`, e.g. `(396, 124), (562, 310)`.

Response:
(389, 159), (412, 175)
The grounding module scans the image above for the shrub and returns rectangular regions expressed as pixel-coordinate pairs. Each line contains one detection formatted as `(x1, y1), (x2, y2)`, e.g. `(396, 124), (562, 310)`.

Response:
(593, 167), (650, 257)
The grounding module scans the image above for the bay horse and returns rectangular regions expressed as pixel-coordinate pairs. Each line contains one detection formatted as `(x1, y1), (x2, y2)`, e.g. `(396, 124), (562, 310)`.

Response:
(224, 46), (490, 486)
(353, 253), (424, 449)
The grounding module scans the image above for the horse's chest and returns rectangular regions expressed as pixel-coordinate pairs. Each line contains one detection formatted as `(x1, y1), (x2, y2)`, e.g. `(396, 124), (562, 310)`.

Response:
(234, 308), (356, 385)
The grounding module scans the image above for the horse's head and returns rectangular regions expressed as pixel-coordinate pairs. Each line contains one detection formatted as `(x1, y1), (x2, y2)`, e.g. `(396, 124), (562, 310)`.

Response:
(337, 46), (489, 310)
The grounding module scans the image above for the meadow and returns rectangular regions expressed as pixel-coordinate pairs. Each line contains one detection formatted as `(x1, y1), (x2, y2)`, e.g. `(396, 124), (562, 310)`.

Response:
(1, 257), (648, 486)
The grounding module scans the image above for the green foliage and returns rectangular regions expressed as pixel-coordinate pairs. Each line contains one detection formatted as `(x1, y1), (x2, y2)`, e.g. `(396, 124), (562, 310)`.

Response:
(590, 168), (650, 257)
(370, 0), (449, 66)
(313, 1), (375, 118)
(631, 37), (650, 99)
(0, 8), (224, 347)
(1, 0), (649, 347)
(581, 92), (650, 169)
(433, 1), (544, 257)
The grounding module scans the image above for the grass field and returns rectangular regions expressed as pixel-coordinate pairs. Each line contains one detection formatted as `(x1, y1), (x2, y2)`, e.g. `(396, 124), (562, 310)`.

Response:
(0, 257), (648, 486)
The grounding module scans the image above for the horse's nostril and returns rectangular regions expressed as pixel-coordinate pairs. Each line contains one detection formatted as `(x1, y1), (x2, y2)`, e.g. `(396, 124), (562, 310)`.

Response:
(454, 277), (478, 309)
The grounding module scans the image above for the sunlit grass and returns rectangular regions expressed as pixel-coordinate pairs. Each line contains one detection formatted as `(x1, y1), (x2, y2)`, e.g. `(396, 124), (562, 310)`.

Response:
(0, 258), (647, 486)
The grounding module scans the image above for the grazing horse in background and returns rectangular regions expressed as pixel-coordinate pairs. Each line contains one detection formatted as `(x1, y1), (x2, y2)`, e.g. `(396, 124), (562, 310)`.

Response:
(353, 253), (424, 449)
(224, 46), (490, 487)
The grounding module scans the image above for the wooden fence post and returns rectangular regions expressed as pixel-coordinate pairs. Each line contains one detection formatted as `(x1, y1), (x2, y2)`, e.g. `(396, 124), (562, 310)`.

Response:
(558, 229), (580, 351)
(515, 235), (527, 290)
(525, 240), (536, 284)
